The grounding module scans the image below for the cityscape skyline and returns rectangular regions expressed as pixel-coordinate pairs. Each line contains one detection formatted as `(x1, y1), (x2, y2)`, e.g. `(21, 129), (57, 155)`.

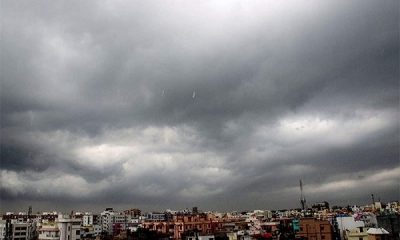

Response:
(1, 0), (399, 212)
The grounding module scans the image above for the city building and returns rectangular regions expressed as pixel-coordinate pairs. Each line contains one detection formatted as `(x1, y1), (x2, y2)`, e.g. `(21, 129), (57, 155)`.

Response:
(57, 214), (81, 240)
(38, 224), (59, 240)
(145, 212), (167, 222)
(0, 220), (7, 240)
(345, 226), (368, 240)
(123, 209), (141, 218)
(82, 214), (93, 227)
(100, 208), (115, 235)
(297, 218), (333, 240)
(336, 216), (365, 239)
(11, 222), (34, 240)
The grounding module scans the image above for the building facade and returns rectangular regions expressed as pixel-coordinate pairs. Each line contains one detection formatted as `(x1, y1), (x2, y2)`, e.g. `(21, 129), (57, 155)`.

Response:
(57, 215), (81, 240)
(38, 224), (60, 240)
(297, 218), (333, 240)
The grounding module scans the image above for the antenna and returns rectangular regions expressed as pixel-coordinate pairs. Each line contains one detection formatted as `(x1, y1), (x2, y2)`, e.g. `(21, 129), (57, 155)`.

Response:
(300, 180), (306, 210)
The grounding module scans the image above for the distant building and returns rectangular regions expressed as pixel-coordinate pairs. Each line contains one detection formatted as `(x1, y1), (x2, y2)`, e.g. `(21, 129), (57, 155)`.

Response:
(312, 202), (330, 211)
(123, 209), (141, 218)
(57, 215), (81, 240)
(38, 224), (59, 240)
(100, 208), (115, 235)
(146, 213), (166, 222)
(192, 207), (198, 215)
(0, 220), (8, 240)
(11, 222), (34, 240)
(297, 218), (333, 240)
(82, 214), (93, 227)
(100, 208), (131, 236)
(336, 216), (365, 239)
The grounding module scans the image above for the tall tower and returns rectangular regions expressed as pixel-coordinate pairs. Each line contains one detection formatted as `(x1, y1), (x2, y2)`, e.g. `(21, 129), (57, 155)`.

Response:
(300, 180), (307, 210)
(371, 194), (375, 210)
(28, 206), (32, 216)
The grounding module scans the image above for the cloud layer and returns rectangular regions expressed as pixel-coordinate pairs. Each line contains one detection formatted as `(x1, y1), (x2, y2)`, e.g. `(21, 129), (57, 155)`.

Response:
(1, 0), (399, 212)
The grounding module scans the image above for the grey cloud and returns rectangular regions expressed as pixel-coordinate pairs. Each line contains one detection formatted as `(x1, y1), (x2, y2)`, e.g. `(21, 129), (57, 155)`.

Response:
(1, 0), (398, 212)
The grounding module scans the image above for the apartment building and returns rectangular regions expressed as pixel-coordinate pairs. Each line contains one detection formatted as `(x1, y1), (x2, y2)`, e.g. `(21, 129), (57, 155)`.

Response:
(297, 218), (333, 240)
(57, 215), (81, 240)
(38, 224), (59, 240)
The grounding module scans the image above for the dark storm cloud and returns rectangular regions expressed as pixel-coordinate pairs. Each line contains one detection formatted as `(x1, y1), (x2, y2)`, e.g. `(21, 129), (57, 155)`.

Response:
(1, 0), (399, 211)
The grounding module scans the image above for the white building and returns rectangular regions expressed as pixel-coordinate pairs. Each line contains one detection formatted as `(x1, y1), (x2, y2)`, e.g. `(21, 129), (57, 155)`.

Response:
(336, 216), (365, 240)
(113, 214), (129, 227)
(57, 215), (81, 240)
(82, 214), (93, 227)
(100, 208), (115, 235)
(0, 219), (36, 240)
(100, 208), (132, 235)
(0, 220), (6, 240)
(38, 224), (60, 240)
(12, 222), (33, 240)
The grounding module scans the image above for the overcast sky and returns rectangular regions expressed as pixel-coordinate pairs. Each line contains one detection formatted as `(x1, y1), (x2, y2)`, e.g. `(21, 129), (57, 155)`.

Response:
(1, 0), (399, 213)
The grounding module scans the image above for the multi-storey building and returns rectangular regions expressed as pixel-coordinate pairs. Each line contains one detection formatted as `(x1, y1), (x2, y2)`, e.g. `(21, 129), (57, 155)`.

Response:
(143, 213), (229, 240)
(297, 217), (333, 240)
(57, 215), (81, 240)
(345, 226), (368, 240)
(145, 212), (166, 222)
(41, 213), (58, 223)
(14, 221), (37, 240)
(0, 220), (7, 240)
(100, 208), (115, 235)
(123, 209), (141, 218)
(38, 224), (60, 240)
(0, 218), (36, 240)
(82, 214), (93, 227)
(100, 208), (131, 236)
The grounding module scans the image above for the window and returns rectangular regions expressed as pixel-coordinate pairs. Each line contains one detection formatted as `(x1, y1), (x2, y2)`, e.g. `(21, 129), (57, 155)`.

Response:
(320, 226), (324, 231)
(359, 238), (363, 240)
(321, 236), (325, 239)
(76, 230), (80, 235)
